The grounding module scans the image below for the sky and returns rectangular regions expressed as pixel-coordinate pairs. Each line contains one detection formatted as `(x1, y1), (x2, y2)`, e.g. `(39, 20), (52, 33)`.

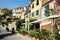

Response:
(0, 0), (30, 9)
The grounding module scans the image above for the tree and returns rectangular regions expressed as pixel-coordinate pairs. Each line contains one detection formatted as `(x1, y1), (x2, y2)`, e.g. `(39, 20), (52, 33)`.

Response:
(0, 8), (13, 27)
(1, 8), (12, 15)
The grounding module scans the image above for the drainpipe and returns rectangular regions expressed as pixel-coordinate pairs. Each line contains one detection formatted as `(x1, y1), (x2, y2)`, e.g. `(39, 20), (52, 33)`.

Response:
(40, 21), (42, 32)
(28, 13), (30, 33)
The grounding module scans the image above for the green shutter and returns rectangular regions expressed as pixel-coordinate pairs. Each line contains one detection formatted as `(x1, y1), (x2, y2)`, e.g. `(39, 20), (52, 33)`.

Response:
(36, 10), (39, 15)
(32, 4), (34, 8)
(32, 12), (34, 17)
(36, 0), (39, 5)
(45, 4), (49, 17)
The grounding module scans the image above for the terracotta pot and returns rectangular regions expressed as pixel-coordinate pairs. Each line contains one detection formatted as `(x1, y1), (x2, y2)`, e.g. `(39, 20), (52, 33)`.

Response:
(33, 37), (35, 40)
(35, 38), (39, 40)
(26, 35), (32, 39)
(22, 34), (26, 36)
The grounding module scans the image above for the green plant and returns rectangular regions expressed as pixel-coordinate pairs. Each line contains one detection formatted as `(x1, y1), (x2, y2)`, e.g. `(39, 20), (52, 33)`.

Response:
(29, 18), (37, 22)
(13, 17), (20, 21)
(38, 29), (51, 39)
(53, 30), (60, 40)
(19, 29), (27, 35)
(18, 26), (27, 35)
(28, 31), (38, 38)
(7, 18), (12, 23)
(1, 22), (6, 27)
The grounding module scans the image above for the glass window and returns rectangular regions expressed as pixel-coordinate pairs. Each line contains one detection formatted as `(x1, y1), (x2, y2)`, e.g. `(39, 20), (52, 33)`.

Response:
(44, 4), (49, 17)
(36, 10), (39, 15)
(57, 25), (60, 30)
(36, 0), (39, 5)
(32, 4), (34, 8)
(32, 12), (34, 17)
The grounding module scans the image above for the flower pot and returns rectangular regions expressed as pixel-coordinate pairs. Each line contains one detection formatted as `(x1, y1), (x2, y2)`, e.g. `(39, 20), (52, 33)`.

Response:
(32, 37), (35, 40)
(23, 34), (26, 36)
(35, 38), (39, 40)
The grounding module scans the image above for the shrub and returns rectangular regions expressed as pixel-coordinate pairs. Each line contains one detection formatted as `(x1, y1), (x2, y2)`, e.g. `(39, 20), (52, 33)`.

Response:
(29, 18), (37, 22)
(19, 26), (27, 35)
(28, 31), (38, 38)
(19, 29), (27, 35)
(53, 30), (60, 40)
(38, 29), (51, 39)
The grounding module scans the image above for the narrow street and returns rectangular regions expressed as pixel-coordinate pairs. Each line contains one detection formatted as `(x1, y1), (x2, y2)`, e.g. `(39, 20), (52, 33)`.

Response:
(0, 26), (33, 40)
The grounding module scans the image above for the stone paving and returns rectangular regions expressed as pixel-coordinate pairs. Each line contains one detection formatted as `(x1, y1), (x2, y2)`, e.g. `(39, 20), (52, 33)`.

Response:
(1, 33), (33, 40)
(0, 26), (33, 40)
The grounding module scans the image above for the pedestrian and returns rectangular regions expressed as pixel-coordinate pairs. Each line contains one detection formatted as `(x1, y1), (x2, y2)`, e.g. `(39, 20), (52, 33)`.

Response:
(12, 27), (15, 33)
(6, 27), (9, 32)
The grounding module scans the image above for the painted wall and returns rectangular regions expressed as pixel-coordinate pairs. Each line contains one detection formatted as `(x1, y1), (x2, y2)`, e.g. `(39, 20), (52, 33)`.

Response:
(30, 0), (42, 19)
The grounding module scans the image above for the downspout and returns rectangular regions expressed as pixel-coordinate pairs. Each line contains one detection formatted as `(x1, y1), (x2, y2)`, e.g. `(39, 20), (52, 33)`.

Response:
(39, 0), (43, 32)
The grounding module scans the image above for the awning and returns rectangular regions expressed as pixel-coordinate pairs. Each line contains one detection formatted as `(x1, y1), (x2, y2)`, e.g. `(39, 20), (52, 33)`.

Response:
(31, 19), (42, 23)
(46, 15), (60, 19)
(30, 15), (60, 23)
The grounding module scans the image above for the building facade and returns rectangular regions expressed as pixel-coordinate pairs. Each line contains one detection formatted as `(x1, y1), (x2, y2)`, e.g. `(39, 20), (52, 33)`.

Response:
(25, 0), (60, 32)
(12, 7), (25, 20)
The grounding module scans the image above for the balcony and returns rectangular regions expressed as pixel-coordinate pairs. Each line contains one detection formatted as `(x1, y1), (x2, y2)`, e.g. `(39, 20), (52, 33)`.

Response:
(50, 6), (60, 15)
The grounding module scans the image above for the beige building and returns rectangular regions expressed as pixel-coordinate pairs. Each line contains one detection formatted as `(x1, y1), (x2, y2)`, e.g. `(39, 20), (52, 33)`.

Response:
(26, 0), (60, 31)
(30, 0), (42, 19)
(12, 7), (25, 20)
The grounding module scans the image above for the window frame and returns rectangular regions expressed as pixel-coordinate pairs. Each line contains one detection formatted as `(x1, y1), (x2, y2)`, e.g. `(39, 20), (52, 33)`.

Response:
(36, 0), (39, 5)
(44, 4), (49, 17)
(36, 10), (39, 16)
(32, 4), (34, 8)
(32, 12), (34, 17)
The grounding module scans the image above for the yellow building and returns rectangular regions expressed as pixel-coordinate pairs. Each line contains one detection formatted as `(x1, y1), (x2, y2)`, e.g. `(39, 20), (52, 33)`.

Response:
(13, 7), (25, 20)
(30, 0), (42, 19)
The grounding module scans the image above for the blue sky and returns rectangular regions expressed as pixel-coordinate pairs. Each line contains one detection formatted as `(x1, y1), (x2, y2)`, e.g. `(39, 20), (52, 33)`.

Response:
(0, 0), (30, 9)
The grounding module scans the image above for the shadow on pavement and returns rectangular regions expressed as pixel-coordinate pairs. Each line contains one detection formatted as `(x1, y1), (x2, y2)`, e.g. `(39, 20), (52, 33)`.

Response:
(0, 32), (17, 39)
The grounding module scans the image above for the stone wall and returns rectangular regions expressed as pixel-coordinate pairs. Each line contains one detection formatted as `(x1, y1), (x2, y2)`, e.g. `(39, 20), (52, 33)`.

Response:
(8, 22), (16, 31)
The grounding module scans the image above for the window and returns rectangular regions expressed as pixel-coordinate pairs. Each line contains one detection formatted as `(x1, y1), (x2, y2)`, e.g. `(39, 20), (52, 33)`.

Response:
(57, 25), (60, 30)
(32, 4), (34, 8)
(32, 12), (34, 17)
(36, 10), (39, 15)
(36, 0), (39, 5)
(16, 12), (21, 14)
(44, 4), (49, 17)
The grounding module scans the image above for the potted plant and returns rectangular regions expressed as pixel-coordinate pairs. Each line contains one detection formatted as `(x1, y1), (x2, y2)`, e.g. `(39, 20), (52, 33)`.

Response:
(53, 30), (60, 40)
(28, 31), (39, 40)
(38, 29), (50, 40)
